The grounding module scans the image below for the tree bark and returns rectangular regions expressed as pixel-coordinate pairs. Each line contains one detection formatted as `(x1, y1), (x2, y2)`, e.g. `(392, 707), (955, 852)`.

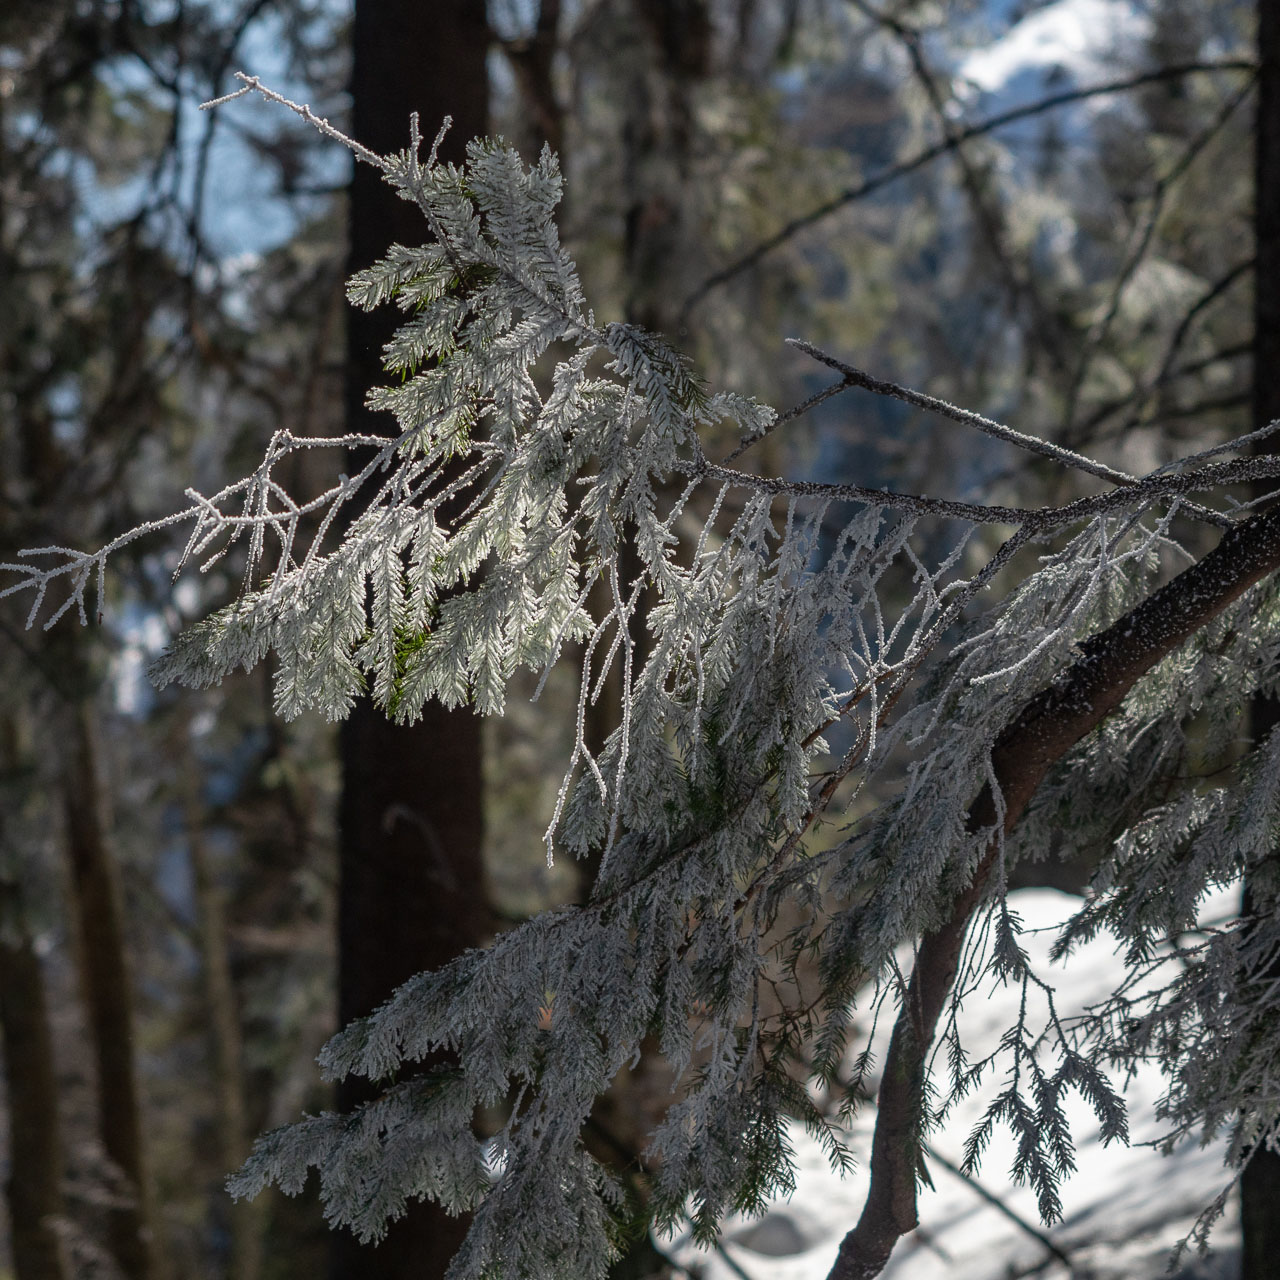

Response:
(181, 727), (262, 1280)
(61, 701), (158, 1280)
(0, 888), (68, 1280)
(332, 4), (490, 1278)
(828, 505), (1280, 1280)
(1241, 1), (1280, 1272)
(0, 714), (69, 1280)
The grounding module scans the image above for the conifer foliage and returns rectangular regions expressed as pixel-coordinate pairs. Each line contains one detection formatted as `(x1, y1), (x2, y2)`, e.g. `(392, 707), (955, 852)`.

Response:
(7, 76), (1280, 1280)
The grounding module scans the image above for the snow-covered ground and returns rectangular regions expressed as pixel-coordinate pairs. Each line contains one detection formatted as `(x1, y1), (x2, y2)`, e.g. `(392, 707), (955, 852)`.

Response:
(663, 887), (1241, 1280)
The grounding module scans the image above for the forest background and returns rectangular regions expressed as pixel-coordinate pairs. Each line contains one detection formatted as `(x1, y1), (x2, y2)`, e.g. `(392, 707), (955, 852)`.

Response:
(0, 1), (1268, 1279)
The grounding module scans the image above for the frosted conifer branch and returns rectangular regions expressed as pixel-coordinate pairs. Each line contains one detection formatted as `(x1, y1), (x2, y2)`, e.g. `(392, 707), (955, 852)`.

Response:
(11, 82), (1280, 1280)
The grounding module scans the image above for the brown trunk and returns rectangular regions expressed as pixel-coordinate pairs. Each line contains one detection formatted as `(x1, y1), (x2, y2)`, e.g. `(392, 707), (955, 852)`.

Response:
(0, 715), (69, 1280)
(181, 730), (262, 1280)
(333, 4), (490, 1278)
(501, 0), (563, 159)
(1242, 1), (1280, 1272)
(0, 887), (68, 1280)
(61, 701), (156, 1280)
(579, 11), (712, 1277)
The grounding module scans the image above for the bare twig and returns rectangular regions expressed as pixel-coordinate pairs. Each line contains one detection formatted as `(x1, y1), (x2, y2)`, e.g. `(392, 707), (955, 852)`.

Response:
(1067, 257), (1252, 443)
(788, 340), (1241, 528)
(923, 1143), (1073, 1269)
(1062, 74), (1257, 443)
(692, 414), (1280, 532)
(845, 0), (1067, 371)
(788, 341), (1131, 487)
(200, 73), (388, 170)
(721, 376), (855, 463)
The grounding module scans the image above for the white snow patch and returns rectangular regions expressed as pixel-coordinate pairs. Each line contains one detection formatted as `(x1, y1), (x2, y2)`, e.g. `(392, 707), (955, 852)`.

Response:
(662, 886), (1241, 1280)
(958, 0), (1148, 97)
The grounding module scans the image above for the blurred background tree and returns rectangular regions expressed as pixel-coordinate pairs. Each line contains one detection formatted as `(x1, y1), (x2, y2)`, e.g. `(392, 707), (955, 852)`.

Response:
(0, 1), (1263, 1278)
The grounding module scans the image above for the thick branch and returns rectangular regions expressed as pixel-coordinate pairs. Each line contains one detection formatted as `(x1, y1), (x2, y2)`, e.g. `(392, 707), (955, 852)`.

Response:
(828, 504), (1280, 1280)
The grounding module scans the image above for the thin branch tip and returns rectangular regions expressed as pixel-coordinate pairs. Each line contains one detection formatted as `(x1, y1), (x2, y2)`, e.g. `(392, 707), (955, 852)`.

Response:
(199, 81), (255, 111)
(195, 72), (386, 168)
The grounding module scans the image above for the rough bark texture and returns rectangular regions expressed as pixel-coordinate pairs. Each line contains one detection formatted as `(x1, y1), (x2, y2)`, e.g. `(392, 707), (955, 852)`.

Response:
(828, 505), (1280, 1280)
(332, 3), (490, 1278)
(1241, 1), (1280, 1271)
(61, 702), (158, 1280)
(0, 783), (68, 1280)
(183, 734), (262, 1280)
(0, 916), (68, 1280)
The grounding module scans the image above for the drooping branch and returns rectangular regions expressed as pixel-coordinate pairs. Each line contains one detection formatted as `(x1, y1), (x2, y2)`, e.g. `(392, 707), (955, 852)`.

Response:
(827, 503), (1280, 1280)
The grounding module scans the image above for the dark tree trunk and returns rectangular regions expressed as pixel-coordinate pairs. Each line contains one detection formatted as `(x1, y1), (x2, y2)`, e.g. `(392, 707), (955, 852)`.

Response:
(0, 899), (67, 1280)
(500, 0), (563, 159)
(181, 726), (262, 1280)
(332, 4), (491, 1279)
(0, 715), (69, 1280)
(61, 702), (157, 1280)
(1241, 2), (1280, 1273)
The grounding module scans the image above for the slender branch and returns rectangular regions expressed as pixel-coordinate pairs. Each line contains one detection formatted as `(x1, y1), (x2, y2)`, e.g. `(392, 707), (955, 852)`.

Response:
(788, 338), (1237, 528)
(845, 0), (1067, 371)
(788, 340), (1136, 487)
(684, 450), (1280, 529)
(200, 73), (389, 170)
(922, 1143), (1073, 1269)
(827, 504), (1280, 1280)
(721, 375), (854, 463)
(1067, 252), (1252, 443)
(1150, 261), (1254, 406)
(712, 1239), (758, 1280)
(678, 61), (1255, 324)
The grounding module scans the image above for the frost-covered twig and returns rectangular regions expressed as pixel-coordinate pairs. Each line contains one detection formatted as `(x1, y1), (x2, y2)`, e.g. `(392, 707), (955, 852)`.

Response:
(788, 338), (1236, 528)
(201, 73), (388, 169)
(12, 87), (1280, 1280)
(689, 449), (1280, 529)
